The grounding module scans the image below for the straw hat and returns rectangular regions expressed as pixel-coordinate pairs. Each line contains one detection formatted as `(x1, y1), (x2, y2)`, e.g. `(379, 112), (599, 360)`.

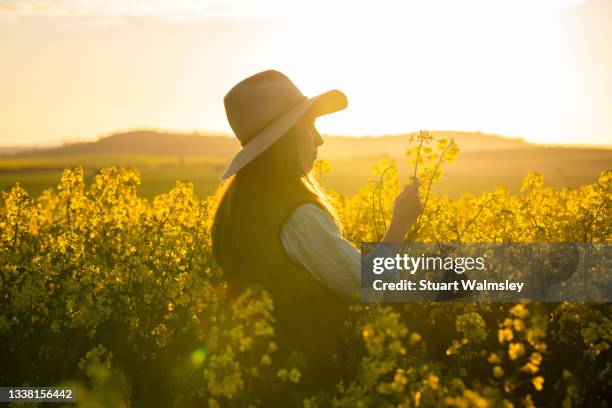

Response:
(220, 70), (347, 180)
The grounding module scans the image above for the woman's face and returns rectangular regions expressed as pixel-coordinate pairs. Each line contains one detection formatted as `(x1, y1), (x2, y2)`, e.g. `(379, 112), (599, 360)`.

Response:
(296, 115), (324, 174)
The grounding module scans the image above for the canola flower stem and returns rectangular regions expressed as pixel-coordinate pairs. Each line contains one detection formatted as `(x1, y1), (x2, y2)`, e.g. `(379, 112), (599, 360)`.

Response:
(413, 132), (425, 181)
(406, 145), (448, 245)
(456, 197), (493, 242)
(377, 166), (393, 233)
(371, 180), (381, 241)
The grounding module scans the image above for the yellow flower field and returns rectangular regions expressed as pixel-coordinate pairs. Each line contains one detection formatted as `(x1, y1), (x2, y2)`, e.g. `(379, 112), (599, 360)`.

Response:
(1, 134), (610, 407)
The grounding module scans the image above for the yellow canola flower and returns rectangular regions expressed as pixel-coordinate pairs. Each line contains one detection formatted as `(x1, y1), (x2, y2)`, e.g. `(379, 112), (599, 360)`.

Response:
(267, 341), (278, 353)
(493, 366), (504, 378)
(532, 376), (544, 391)
(508, 342), (525, 360)
(260, 354), (271, 366)
(277, 368), (288, 380)
(510, 304), (529, 319)
(498, 328), (513, 344)
(488, 353), (501, 364)
(426, 374), (439, 390)
(288, 368), (301, 383)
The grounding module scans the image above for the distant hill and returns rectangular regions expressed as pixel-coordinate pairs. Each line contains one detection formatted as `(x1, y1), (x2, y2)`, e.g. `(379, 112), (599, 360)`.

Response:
(0, 146), (39, 155)
(1, 129), (609, 199)
(322, 131), (534, 158)
(5, 129), (536, 159)
(9, 131), (240, 158)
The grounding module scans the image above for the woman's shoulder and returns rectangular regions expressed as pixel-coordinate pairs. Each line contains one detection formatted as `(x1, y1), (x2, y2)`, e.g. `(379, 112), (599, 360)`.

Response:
(292, 202), (325, 215)
(287, 202), (332, 222)
(282, 202), (337, 236)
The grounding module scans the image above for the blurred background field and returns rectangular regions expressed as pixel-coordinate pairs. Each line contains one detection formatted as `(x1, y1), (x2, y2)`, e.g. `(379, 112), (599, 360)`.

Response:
(1, 130), (610, 199)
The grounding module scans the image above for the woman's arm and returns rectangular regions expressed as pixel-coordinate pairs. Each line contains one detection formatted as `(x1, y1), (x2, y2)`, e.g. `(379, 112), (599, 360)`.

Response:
(280, 203), (361, 302)
(280, 179), (422, 302)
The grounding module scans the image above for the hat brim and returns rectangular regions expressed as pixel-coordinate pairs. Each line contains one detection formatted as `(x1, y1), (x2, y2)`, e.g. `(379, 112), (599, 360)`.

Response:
(219, 89), (347, 180)
(308, 89), (348, 118)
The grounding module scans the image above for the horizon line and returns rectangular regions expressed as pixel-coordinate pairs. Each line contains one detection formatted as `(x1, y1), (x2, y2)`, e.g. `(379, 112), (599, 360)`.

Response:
(1, 127), (611, 151)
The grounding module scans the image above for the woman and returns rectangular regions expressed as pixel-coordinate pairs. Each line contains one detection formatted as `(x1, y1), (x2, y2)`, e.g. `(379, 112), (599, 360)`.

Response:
(211, 70), (422, 396)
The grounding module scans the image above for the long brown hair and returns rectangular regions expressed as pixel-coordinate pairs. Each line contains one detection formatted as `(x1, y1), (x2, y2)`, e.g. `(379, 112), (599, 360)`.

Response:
(211, 121), (337, 279)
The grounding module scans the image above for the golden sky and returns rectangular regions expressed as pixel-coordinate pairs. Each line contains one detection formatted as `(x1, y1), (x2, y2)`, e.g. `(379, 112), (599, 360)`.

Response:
(1, 0), (611, 146)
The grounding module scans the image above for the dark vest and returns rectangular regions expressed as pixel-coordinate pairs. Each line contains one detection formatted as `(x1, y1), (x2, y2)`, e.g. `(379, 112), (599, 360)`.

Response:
(224, 200), (351, 394)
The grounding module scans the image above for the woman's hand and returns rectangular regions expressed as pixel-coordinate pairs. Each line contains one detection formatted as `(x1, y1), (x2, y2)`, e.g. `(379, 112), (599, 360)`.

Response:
(381, 177), (422, 242)
(391, 177), (422, 228)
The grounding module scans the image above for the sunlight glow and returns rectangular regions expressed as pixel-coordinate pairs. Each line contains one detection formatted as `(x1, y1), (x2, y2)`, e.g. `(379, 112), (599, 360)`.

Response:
(0, 0), (608, 146)
(285, 2), (591, 144)
(190, 347), (207, 367)
(0, 0), (586, 19)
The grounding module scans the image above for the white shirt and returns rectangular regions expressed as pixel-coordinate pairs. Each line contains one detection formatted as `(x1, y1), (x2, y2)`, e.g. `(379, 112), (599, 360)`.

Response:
(280, 203), (361, 301)
(281, 203), (398, 302)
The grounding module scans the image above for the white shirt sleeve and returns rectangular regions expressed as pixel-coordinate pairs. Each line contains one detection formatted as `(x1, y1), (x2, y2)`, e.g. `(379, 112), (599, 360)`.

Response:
(280, 203), (362, 302)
